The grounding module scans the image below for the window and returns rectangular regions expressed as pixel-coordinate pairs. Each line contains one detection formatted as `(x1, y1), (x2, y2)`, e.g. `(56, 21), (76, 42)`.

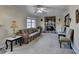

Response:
(32, 20), (36, 28)
(27, 19), (32, 28)
(27, 18), (36, 28)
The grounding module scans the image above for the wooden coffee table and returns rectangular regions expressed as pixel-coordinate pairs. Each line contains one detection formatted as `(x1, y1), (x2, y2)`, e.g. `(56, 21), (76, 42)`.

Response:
(5, 36), (22, 52)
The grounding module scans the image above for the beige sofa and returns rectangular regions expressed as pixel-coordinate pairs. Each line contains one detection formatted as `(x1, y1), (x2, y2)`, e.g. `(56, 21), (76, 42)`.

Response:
(17, 27), (42, 44)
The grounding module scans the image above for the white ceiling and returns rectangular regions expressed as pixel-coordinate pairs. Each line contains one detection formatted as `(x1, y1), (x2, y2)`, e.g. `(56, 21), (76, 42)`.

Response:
(1, 5), (69, 17)
(25, 5), (69, 17)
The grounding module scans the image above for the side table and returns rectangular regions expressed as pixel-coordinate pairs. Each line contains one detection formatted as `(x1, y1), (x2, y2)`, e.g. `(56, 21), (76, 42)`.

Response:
(5, 36), (22, 52)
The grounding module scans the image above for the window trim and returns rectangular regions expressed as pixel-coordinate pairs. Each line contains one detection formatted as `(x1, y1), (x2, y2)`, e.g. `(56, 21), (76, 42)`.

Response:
(26, 19), (36, 28)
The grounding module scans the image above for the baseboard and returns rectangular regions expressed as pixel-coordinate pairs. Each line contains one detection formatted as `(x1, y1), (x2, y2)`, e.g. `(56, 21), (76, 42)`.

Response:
(71, 43), (79, 54)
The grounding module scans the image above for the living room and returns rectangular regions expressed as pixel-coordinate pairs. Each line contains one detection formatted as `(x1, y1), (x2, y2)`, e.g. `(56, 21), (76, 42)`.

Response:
(0, 5), (79, 54)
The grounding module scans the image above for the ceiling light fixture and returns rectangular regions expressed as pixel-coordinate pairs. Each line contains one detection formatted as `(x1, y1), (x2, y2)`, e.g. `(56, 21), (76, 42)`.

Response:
(35, 7), (48, 14)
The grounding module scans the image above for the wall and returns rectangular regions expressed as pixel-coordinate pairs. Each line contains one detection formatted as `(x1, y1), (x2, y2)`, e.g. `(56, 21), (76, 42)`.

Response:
(0, 6), (28, 34)
(63, 5), (79, 53)
(0, 6), (40, 48)
(0, 6), (27, 48)
(37, 17), (45, 31)
(37, 16), (63, 32)
(56, 15), (64, 33)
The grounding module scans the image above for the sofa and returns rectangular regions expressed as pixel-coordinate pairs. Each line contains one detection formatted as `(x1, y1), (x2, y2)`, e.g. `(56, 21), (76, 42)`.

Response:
(16, 26), (42, 44)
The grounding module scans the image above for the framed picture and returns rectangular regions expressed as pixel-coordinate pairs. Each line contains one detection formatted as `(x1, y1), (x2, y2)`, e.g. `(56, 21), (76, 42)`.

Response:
(76, 9), (79, 23)
(64, 13), (71, 27)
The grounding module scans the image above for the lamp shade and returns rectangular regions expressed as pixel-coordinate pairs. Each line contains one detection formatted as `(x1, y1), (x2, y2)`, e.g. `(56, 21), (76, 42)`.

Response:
(10, 20), (18, 28)
(10, 20), (18, 35)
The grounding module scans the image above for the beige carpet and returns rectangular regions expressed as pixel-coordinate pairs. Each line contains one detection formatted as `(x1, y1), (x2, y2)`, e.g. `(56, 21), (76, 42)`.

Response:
(5, 33), (75, 54)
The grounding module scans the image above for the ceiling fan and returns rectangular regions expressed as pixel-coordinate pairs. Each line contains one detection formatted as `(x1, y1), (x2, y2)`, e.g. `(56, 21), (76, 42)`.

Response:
(34, 5), (48, 14)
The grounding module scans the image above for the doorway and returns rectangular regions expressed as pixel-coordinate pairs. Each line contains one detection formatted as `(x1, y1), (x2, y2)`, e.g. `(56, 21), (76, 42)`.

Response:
(44, 16), (56, 32)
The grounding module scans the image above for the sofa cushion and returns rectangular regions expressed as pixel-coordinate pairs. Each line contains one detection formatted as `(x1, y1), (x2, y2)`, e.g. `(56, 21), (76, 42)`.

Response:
(60, 37), (71, 42)
(29, 32), (39, 37)
(26, 28), (37, 34)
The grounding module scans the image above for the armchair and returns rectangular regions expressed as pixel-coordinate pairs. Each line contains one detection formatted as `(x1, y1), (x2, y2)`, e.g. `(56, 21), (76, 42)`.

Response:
(59, 29), (74, 49)
(58, 26), (66, 39)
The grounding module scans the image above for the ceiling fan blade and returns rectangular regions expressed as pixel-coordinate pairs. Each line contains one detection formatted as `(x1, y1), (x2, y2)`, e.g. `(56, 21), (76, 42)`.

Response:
(42, 9), (48, 12)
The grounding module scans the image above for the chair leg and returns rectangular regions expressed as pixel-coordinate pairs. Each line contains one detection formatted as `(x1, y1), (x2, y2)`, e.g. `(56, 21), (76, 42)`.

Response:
(69, 42), (72, 49)
(60, 42), (62, 48)
(67, 42), (72, 49)
(59, 40), (62, 48)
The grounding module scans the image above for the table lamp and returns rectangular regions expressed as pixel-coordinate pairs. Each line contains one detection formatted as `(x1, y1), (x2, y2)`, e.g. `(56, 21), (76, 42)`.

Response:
(10, 20), (18, 37)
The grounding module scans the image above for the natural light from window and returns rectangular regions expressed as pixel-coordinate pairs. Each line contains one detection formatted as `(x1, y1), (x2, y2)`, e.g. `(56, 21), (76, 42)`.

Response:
(27, 19), (36, 28)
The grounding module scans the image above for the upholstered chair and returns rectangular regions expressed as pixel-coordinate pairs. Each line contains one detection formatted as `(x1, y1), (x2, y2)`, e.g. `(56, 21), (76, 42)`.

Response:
(58, 26), (66, 39)
(59, 29), (74, 49)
